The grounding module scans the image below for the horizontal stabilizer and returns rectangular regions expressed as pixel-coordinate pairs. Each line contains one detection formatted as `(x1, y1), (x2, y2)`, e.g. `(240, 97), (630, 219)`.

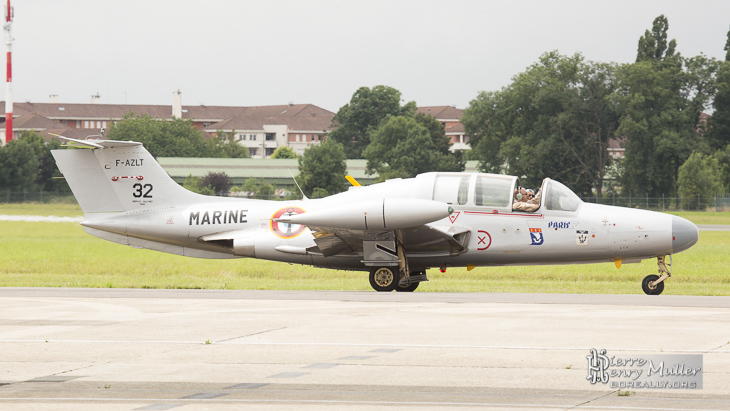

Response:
(52, 134), (143, 149)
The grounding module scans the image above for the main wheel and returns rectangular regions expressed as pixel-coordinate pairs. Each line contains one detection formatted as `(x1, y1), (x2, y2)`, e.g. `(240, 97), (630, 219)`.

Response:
(396, 282), (419, 292)
(642, 274), (664, 295)
(369, 267), (400, 292)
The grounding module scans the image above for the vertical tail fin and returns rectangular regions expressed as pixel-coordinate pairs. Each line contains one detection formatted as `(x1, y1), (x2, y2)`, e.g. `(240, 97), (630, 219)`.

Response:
(52, 138), (203, 214)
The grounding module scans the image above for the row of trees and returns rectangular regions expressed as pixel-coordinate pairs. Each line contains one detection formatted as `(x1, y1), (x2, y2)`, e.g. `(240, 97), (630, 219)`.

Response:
(461, 15), (730, 202)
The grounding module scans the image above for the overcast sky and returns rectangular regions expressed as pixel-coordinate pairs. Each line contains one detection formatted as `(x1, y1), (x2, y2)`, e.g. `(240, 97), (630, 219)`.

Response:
(9, 0), (730, 112)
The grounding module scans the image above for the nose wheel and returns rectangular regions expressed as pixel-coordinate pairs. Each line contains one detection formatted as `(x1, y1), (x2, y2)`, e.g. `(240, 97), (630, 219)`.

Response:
(642, 274), (664, 295)
(641, 255), (671, 295)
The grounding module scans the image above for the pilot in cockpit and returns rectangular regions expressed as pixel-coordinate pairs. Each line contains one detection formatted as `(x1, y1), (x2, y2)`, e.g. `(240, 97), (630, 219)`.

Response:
(513, 186), (541, 212)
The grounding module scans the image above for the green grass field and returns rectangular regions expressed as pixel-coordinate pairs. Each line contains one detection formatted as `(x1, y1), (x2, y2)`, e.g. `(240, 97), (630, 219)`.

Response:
(1, 204), (729, 294)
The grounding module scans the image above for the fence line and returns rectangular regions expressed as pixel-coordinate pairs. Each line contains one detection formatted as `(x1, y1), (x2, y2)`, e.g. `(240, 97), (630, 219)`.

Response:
(580, 194), (730, 211)
(2, 189), (77, 204)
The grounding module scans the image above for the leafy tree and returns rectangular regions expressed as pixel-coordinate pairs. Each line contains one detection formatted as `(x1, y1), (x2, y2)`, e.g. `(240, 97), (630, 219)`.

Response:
(297, 138), (347, 197)
(615, 60), (688, 198)
(242, 177), (276, 199)
(413, 112), (451, 155)
(183, 175), (214, 195)
(0, 131), (67, 192)
(40, 138), (67, 191)
(0, 133), (41, 191)
(328, 85), (416, 158)
(462, 149), (478, 161)
(413, 112), (465, 173)
(462, 52), (619, 198)
(201, 172), (232, 196)
(107, 113), (221, 158)
(707, 29), (730, 150)
(615, 15), (719, 198)
(255, 182), (275, 200)
(242, 177), (259, 194)
(271, 146), (298, 159)
(311, 187), (329, 199)
(556, 61), (620, 200)
(460, 90), (508, 174)
(715, 145), (730, 191)
(684, 54), (720, 131)
(214, 130), (250, 158)
(677, 152), (722, 210)
(364, 116), (461, 181)
(636, 15), (677, 63)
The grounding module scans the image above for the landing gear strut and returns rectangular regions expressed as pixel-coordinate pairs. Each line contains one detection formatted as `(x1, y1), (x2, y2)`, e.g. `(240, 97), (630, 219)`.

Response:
(369, 233), (428, 292)
(642, 255), (671, 295)
(396, 270), (427, 292)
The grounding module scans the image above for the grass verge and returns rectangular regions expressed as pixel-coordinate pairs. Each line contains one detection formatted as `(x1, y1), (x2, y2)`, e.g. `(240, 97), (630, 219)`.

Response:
(0, 218), (728, 294)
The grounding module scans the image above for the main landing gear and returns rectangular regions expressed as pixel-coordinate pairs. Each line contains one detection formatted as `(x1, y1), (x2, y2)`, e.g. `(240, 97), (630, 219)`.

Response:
(642, 255), (671, 295)
(369, 267), (399, 292)
(368, 267), (427, 292)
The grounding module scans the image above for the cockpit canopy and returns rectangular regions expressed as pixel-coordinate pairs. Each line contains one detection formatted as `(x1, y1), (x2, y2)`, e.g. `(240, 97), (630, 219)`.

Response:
(427, 172), (582, 213)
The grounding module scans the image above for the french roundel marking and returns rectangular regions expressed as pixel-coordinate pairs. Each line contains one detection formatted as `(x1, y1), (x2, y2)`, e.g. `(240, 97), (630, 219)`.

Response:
(270, 206), (307, 239)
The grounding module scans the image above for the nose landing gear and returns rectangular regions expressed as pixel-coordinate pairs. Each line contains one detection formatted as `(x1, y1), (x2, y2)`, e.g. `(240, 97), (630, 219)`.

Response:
(642, 255), (671, 295)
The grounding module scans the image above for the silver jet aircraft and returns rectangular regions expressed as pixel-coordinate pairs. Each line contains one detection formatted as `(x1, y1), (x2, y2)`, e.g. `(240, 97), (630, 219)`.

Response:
(52, 137), (699, 295)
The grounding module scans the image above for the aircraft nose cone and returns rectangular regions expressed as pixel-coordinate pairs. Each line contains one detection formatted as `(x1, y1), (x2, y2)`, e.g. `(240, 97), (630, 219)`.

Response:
(672, 215), (699, 254)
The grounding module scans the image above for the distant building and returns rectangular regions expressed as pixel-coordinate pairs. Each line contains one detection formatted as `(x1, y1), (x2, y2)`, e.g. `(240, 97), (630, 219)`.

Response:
(1, 94), (477, 157)
(201, 104), (335, 158)
(0, 93), (335, 156)
(607, 137), (626, 159)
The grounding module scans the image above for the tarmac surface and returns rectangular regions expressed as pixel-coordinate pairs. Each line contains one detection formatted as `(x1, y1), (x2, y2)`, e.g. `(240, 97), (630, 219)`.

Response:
(1, 288), (729, 410)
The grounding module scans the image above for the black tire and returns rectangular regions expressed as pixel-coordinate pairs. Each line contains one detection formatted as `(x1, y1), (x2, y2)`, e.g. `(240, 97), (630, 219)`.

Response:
(642, 274), (664, 295)
(396, 282), (419, 292)
(369, 267), (400, 292)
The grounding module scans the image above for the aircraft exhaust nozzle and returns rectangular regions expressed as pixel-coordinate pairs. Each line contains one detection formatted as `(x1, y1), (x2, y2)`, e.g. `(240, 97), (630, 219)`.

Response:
(275, 198), (452, 231)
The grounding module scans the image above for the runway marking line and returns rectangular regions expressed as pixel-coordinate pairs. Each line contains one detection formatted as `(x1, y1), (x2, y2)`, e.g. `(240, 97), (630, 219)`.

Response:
(0, 339), (724, 353)
(1, 397), (728, 410)
(0, 215), (83, 223)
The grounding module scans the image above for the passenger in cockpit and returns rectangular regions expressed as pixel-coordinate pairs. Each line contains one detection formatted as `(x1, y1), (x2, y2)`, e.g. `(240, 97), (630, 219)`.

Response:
(526, 189), (535, 201)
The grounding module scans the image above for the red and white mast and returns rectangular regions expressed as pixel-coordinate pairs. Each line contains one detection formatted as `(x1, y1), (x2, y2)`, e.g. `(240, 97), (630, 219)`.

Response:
(3, 0), (12, 143)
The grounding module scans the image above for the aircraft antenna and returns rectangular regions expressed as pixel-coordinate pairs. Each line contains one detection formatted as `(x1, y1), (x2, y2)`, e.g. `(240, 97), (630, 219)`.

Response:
(288, 169), (308, 200)
(4, 0), (13, 144)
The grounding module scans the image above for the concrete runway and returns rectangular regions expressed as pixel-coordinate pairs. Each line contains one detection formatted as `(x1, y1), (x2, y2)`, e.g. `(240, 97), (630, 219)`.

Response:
(1, 288), (729, 410)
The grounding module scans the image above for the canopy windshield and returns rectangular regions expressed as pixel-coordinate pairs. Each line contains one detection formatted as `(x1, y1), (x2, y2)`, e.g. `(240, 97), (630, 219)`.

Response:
(543, 179), (582, 212)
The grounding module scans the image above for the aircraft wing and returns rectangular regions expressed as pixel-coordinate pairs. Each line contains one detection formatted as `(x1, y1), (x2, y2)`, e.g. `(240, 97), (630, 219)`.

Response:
(306, 223), (470, 257)
(275, 198), (466, 258)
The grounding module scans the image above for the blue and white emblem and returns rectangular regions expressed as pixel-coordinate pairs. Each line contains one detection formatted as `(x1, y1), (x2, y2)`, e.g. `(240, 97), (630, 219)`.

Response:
(529, 228), (543, 245)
